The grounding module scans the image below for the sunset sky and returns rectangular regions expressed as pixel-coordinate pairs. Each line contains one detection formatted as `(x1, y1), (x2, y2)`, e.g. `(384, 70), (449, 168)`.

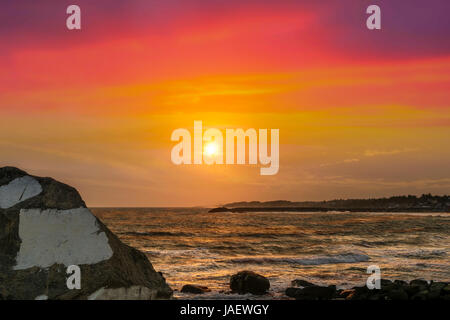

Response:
(1, 0), (449, 206)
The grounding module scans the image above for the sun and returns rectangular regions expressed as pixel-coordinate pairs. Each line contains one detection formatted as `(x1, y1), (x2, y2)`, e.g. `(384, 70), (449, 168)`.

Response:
(204, 142), (219, 157)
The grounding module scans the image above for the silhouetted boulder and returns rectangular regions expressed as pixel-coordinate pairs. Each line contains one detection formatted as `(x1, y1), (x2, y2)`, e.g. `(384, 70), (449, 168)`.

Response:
(285, 285), (336, 300)
(0, 167), (172, 300)
(181, 284), (211, 294)
(230, 271), (270, 295)
(291, 279), (315, 287)
(326, 278), (450, 300)
(428, 282), (446, 300)
(386, 288), (408, 300)
(285, 287), (303, 298)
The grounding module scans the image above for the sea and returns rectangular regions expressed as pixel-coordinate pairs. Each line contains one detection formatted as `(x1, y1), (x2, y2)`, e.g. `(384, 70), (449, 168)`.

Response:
(91, 208), (450, 299)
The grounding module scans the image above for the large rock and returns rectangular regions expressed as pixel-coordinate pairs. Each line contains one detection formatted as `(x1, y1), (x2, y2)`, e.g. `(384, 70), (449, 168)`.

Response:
(285, 285), (336, 300)
(181, 284), (211, 294)
(0, 167), (172, 300)
(230, 271), (270, 295)
(291, 279), (316, 288)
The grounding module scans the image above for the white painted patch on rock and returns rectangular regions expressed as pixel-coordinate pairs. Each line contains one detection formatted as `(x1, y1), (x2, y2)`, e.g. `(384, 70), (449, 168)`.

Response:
(88, 286), (158, 300)
(35, 295), (48, 300)
(14, 207), (113, 270)
(0, 176), (42, 209)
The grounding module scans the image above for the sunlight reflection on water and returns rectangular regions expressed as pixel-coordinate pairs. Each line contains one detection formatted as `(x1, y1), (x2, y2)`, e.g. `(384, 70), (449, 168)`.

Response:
(92, 208), (450, 299)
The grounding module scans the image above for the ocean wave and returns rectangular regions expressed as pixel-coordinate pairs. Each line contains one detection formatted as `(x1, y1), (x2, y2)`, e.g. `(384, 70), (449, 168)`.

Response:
(393, 249), (447, 259)
(231, 232), (305, 239)
(120, 231), (194, 237)
(228, 253), (370, 266)
(143, 248), (213, 258)
(357, 240), (398, 248)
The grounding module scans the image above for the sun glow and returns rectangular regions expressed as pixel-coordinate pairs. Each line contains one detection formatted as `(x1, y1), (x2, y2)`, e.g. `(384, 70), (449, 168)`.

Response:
(204, 142), (219, 157)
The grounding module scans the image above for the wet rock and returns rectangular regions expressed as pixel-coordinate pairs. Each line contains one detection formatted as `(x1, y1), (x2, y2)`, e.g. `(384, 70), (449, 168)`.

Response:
(285, 287), (302, 298)
(428, 282), (446, 300)
(411, 290), (429, 300)
(410, 279), (428, 287)
(0, 167), (172, 300)
(368, 293), (383, 300)
(230, 271), (270, 295)
(339, 289), (355, 299)
(286, 278), (449, 300)
(302, 285), (336, 300)
(386, 288), (408, 300)
(181, 285), (211, 294)
(291, 279), (316, 287)
(430, 281), (446, 291)
(345, 286), (371, 300)
(406, 279), (428, 297)
(285, 285), (336, 300)
(442, 284), (450, 295)
(394, 280), (408, 287)
(380, 279), (395, 290)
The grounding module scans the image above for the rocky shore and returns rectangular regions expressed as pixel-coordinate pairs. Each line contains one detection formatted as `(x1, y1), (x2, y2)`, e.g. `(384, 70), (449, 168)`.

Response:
(1, 167), (448, 301)
(284, 278), (450, 300)
(181, 270), (450, 300)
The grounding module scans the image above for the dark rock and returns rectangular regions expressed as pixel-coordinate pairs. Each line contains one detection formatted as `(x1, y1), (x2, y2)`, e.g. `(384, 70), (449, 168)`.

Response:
(429, 281), (446, 292)
(345, 286), (371, 300)
(380, 279), (392, 285)
(230, 271), (270, 295)
(405, 279), (428, 297)
(291, 279), (316, 287)
(285, 278), (449, 300)
(285, 285), (335, 300)
(301, 285), (336, 300)
(411, 290), (429, 300)
(428, 282), (447, 300)
(442, 284), (450, 295)
(394, 280), (408, 287)
(380, 279), (394, 288)
(0, 167), (28, 186)
(428, 290), (441, 300)
(409, 279), (428, 287)
(0, 167), (85, 211)
(158, 272), (166, 281)
(285, 287), (302, 298)
(368, 293), (383, 300)
(386, 288), (408, 300)
(0, 167), (172, 300)
(181, 285), (211, 294)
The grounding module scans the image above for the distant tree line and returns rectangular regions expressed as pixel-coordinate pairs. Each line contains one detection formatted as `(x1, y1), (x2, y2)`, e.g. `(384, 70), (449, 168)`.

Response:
(224, 195), (450, 210)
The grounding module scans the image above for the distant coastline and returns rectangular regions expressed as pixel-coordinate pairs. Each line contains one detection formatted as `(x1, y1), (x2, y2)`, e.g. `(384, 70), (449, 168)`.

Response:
(210, 194), (450, 213)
